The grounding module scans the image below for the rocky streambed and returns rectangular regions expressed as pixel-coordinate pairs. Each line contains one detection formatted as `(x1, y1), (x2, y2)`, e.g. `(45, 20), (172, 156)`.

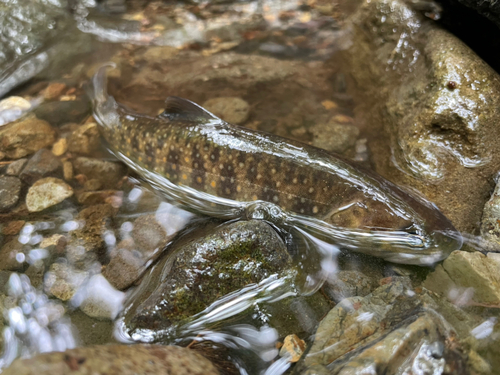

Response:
(0, 0), (499, 374)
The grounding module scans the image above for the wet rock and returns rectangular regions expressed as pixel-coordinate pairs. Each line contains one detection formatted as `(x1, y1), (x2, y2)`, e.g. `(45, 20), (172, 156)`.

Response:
(202, 97), (250, 125)
(77, 190), (122, 206)
(5, 158), (27, 176)
(310, 120), (360, 155)
(423, 250), (500, 307)
(73, 157), (126, 189)
(0, 115), (57, 159)
(103, 212), (187, 290)
(26, 177), (73, 212)
(43, 82), (67, 100)
(0, 239), (26, 271)
(73, 274), (125, 320)
(51, 138), (68, 156)
(322, 270), (377, 303)
(279, 334), (306, 363)
(2, 220), (25, 235)
(63, 160), (73, 181)
(3, 344), (219, 375)
(34, 99), (90, 127)
(67, 122), (101, 155)
(480, 179), (500, 251)
(122, 220), (292, 337)
(0, 176), (21, 211)
(44, 263), (88, 301)
(0, 97), (32, 126)
(303, 277), (469, 373)
(83, 178), (103, 191)
(339, 0), (500, 232)
(19, 149), (62, 185)
(40, 234), (67, 256)
(67, 204), (117, 266)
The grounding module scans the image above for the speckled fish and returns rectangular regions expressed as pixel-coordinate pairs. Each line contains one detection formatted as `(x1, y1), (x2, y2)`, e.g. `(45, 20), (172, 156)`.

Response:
(89, 64), (462, 265)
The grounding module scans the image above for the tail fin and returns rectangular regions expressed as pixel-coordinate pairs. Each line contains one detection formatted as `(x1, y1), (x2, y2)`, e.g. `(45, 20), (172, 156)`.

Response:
(85, 62), (118, 129)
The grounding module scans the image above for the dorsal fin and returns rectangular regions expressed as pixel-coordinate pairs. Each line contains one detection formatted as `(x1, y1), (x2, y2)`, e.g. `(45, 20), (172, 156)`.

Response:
(159, 96), (219, 122)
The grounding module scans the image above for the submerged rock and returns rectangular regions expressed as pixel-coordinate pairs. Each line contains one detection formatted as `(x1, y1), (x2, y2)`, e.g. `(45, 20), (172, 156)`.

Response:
(67, 122), (101, 155)
(0, 115), (57, 159)
(19, 149), (62, 185)
(121, 220), (292, 338)
(25, 177), (73, 212)
(0, 176), (22, 211)
(202, 97), (250, 125)
(480, 179), (500, 251)
(72, 157), (126, 190)
(3, 344), (219, 375)
(6, 158), (27, 176)
(339, 0), (500, 232)
(0, 97), (32, 126)
(33, 99), (90, 127)
(310, 119), (360, 155)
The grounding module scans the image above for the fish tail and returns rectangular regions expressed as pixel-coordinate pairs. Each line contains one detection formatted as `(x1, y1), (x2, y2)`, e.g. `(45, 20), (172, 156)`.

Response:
(85, 62), (118, 129)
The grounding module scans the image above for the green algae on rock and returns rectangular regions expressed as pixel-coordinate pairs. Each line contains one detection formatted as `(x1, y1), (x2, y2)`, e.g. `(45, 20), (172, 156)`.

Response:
(120, 220), (292, 340)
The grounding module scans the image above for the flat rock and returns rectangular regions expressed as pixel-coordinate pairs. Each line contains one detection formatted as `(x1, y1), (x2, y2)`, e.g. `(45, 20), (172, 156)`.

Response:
(310, 119), (360, 155)
(0, 176), (22, 211)
(3, 344), (219, 375)
(121, 220), (292, 338)
(26, 177), (73, 212)
(339, 0), (500, 232)
(322, 270), (377, 303)
(72, 157), (126, 189)
(6, 158), (27, 176)
(19, 149), (62, 185)
(423, 250), (500, 307)
(202, 97), (250, 124)
(0, 115), (57, 159)
(33, 99), (90, 127)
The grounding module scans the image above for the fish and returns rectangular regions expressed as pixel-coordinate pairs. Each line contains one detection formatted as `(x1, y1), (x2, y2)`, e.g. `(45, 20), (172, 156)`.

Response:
(88, 64), (462, 266)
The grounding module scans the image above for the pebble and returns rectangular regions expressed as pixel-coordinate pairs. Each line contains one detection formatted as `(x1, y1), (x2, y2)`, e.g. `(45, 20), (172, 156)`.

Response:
(63, 160), (73, 181)
(0, 239), (26, 271)
(43, 262), (88, 301)
(51, 138), (68, 156)
(0, 176), (21, 211)
(83, 178), (103, 191)
(76, 190), (121, 206)
(423, 250), (500, 307)
(19, 149), (62, 185)
(43, 82), (67, 100)
(26, 177), (74, 212)
(279, 334), (306, 362)
(67, 122), (101, 155)
(3, 344), (220, 375)
(0, 115), (57, 159)
(202, 97), (250, 124)
(5, 158), (27, 176)
(72, 157), (126, 189)
(39, 234), (67, 256)
(0, 96), (32, 126)
(73, 274), (125, 320)
(33, 99), (90, 127)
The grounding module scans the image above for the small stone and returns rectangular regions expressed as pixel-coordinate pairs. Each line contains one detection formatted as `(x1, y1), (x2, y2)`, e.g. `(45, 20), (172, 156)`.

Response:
(202, 97), (250, 125)
(73, 157), (126, 189)
(2, 220), (25, 235)
(311, 119), (360, 154)
(62, 160), (73, 181)
(51, 138), (68, 156)
(83, 178), (103, 191)
(0, 115), (57, 159)
(103, 247), (144, 290)
(321, 100), (338, 110)
(6, 158), (27, 176)
(0, 239), (26, 271)
(3, 344), (220, 375)
(34, 99), (90, 127)
(26, 177), (73, 212)
(0, 96), (31, 126)
(43, 82), (66, 100)
(75, 274), (125, 320)
(40, 234), (67, 256)
(279, 334), (306, 362)
(25, 263), (45, 288)
(67, 123), (101, 155)
(0, 176), (21, 211)
(19, 149), (62, 185)
(44, 262), (88, 301)
(330, 114), (354, 124)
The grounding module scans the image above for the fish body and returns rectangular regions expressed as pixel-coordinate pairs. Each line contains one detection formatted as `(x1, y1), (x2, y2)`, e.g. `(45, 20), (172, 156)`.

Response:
(89, 65), (462, 265)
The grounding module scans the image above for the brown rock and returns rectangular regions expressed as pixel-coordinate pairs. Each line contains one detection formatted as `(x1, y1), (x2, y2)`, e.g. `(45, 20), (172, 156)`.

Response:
(43, 82), (67, 100)
(63, 160), (73, 181)
(2, 220), (25, 235)
(67, 123), (101, 155)
(72, 157), (126, 189)
(102, 246), (143, 290)
(0, 115), (57, 159)
(202, 97), (250, 124)
(52, 138), (68, 156)
(76, 190), (122, 206)
(20, 149), (62, 185)
(0, 176), (22, 211)
(3, 344), (219, 375)
(0, 239), (26, 271)
(26, 177), (73, 212)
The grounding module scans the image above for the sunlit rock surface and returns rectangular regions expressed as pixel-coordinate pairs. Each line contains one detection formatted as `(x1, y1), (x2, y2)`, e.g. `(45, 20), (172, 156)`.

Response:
(120, 220), (292, 340)
(339, 0), (500, 232)
(3, 344), (219, 375)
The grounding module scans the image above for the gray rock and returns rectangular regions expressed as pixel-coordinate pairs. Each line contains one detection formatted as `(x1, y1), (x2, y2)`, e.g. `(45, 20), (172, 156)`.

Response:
(3, 344), (220, 375)
(202, 97), (250, 125)
(72, 157), (126, 190)
(0, 176), (21, 211)
(25, 177), (73, 212)
(322, 270), (377, 303)
(310, 120), (360, 155)
(5, 158), (27, 176)
(19, 149), (62, 185)
(339, 0), (500, 233)
(0, 115), (57, 159)
(33, 99), (90, 127)
(121, 220), (292, 338)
